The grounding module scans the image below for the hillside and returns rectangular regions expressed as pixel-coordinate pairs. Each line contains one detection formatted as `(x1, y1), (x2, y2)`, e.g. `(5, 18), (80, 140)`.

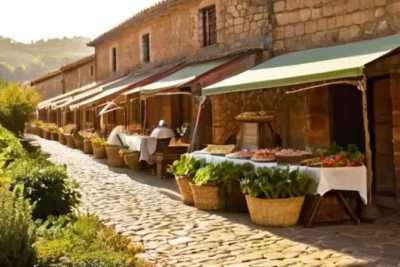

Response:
(0, 36), (93, 82)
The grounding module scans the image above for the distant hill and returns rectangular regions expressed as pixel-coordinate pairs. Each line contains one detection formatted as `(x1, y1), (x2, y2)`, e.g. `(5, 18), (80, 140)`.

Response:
(0, 36), (94, 82)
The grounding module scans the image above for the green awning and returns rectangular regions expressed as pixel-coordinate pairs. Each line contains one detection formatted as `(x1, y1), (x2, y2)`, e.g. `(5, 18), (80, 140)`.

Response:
(204, 34), (400, 95)
(140, 58), (231, 94)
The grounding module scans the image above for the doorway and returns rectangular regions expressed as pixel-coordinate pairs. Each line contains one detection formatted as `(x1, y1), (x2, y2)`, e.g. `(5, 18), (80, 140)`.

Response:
(368, 76), (396, 208)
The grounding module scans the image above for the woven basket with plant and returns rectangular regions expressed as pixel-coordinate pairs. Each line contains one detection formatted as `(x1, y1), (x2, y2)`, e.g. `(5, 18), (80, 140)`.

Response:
(91, 136), (107, 159)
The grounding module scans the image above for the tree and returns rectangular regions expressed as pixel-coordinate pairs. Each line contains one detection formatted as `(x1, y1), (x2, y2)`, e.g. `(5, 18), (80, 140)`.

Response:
(0, 80), (41, 135)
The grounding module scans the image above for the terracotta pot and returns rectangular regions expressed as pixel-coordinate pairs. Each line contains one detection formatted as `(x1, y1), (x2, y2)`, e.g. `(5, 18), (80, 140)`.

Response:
(32, 127), (43, 138)
(93, 144), (107, 159)
(74, 138), (84, 150)
(83, 139), (93, 154)
(246, 196), (305, 227)
(226, 183), (248, 213)
(123, 151), (140, 170)
(58, 133), (66, 145)
(105, 145), (125, 167)
(190, 183), (224, 210)
(65, 134), (76, 149)
(175, 176), (194, 205)
(51, 132), (58, 141)
(43, 130), (50, 140)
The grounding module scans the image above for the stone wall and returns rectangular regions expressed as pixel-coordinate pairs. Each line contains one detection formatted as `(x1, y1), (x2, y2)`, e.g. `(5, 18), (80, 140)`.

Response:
(64, 61), (95, 92)
(34, 74), (64, 101)
(210, 86), (330, 148)
(273, 0), (400, 54)
(94, 0), (272, 81)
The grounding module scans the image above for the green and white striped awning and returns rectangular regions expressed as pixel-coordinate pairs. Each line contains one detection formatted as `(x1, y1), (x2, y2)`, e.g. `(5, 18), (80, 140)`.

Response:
(204, 34), (400, 95)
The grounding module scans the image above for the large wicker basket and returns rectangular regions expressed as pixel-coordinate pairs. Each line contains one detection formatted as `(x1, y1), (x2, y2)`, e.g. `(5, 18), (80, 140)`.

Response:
(123, 151), (140, 170)
(65, 134), (76, 149)
(58, 133), (66, 145)
(105, 145), (125, 167)
(32, 127), (43, 138)
(246, 196), (305, 227)
(74, 138), (84, 150)
(83, 139), (93, 154)
(43, 130), (50, 140)
(190, 184), (224, 210)
(93, 145), (107, 159)
(50, 132), (58, 141)
(175, 176), (194, 205)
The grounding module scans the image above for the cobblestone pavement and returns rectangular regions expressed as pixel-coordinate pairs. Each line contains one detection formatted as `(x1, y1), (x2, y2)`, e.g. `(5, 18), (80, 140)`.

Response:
(31, 135), (400, 267)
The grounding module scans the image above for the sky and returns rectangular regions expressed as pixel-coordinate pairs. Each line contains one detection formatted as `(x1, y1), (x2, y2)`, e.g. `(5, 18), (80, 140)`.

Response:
(0, 0), (161, 43)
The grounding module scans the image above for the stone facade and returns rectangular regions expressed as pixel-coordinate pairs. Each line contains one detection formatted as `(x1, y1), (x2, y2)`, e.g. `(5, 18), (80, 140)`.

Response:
(33, 71), (64, 101)
(273, 0), (400, 54)
(63, 60), (95, 92)
(91, 0), (272, 81)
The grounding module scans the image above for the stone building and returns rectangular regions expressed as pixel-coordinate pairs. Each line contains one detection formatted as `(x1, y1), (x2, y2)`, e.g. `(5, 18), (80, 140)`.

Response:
(31, 70), (64, 101)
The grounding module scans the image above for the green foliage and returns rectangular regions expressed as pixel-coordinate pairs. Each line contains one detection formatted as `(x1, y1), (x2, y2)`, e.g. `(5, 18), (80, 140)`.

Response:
(192, 164), (223, 186)
(73, 130), (83, 141)
(0, 124), (26, 167)
(7, 157), (81, 219)
(240, 167), (315, 199)
(31, 120), (44, 128)
(167, 154), (205, 179)
(0, 81), (41, 135)
(91, 136), (107, 148)
(35, 215), (147, 267)
(220, 162), (254, 194)
(0, 186), (36, 267)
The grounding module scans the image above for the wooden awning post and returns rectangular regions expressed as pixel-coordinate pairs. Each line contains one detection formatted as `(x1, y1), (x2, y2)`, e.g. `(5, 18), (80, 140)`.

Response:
(360, 77), (379, 221)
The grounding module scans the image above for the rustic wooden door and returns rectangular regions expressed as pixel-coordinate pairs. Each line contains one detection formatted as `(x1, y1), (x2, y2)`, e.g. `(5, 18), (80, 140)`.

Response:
(371, 77), (396, 199)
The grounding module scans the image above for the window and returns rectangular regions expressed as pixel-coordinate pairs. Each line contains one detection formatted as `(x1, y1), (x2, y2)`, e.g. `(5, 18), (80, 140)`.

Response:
(202, 6), (217, 46)
(90, 65), (94, 76)
(142, 34), (150, 63)
(112, 47), (117, 72)
(85, 109), (93, 123)
(107, 110), (117, 125)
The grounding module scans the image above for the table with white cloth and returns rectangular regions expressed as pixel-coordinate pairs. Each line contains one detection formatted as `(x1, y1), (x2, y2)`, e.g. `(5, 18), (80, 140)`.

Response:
(192, 151), (367, 226)
(121, 135), (158, 164)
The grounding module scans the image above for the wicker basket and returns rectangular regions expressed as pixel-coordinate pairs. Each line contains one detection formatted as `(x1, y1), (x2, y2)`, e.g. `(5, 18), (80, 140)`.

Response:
(226, 183), (248, 213)
(65, 134), (76, 149)
(43, 130), (50, 140)
(50, 132), (58, 141)
(246, 196), (305, 227)
(175, 176), (194, 205)
(83, 139), (93, 154)
(93, 145), (107, 159)
(190, 183), (224, 210)
(105, 145), (125, 167)
(74, 138), (84, 150)
(32, 127), (43, 138)
(58, 133), (66, 145)
(123, 151), (140, 170)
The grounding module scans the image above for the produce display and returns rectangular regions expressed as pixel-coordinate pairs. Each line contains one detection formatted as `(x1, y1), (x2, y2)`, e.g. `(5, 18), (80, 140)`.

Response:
(203, 144), (235, 155)
(320, 144), (364, 168)
(251, 149), (277, 162)
(275, 149), (312, 157)
(226, 149), (255, 159)
(235, 111), (275, 122)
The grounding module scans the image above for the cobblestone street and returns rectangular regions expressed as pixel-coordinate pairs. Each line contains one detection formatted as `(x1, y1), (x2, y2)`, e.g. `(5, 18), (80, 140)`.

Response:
(31, 136), (400, 267)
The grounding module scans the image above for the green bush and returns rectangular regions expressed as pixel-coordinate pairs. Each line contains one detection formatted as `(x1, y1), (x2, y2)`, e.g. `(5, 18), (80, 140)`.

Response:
(7, 157), (81, 219)
(0, 80), (41, 135)
(0, 186), (36, 267)
(35, 215), (148, 267)
(0, 124), (26, 167)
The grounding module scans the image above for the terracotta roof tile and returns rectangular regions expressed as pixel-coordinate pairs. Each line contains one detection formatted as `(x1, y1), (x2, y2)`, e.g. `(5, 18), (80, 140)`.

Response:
(60, 54), (95, 72)
(31, 69), (62, 84)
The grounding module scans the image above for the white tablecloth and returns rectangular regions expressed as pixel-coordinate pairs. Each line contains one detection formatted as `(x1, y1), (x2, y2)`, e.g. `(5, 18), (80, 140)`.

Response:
(122, 135), (157, 163)
(150, 127), (175, 139)
(192, 152), (367, 204)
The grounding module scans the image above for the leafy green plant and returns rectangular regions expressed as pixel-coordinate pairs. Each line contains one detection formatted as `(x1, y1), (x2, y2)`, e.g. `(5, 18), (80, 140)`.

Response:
(0, 125), (26, 168)
(241, 167), (315, 199)
(192, 163), (223, 186)
(167, 154), (205, 180)
(35, 215), (147, 267)
(7, 157), (81, 219)
(0, 185), (36, 267)
(73, 130), (84, 141)
(46, 124), (59, 133)
(31, 120), (44, 128)
(91, 136), (107, 148)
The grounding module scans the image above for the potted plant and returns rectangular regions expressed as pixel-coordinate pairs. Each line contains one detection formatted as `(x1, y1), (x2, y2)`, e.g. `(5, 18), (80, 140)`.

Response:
(41, 124), (52, 140)
(220, 162), (254, 213)
(119, 148), (140, 170)
(167, 155), (205, 205)
(241, 167), (314, 227)
(190, 163), (224, 210)
(91, 136), (107, 159)
(48, 124), (59, 141)
(73, 131), (84, 150)
(106, 143), (125, 168)
(30, 120), (44, 137)
(80, 131), (95, 154)
(58, 128), (66, 145)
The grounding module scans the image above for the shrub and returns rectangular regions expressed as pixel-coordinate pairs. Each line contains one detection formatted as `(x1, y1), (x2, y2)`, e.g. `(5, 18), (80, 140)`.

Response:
(0, 186), (36, 267)
(7, 157), (81, 219)
(0, 80), (41, 135)
(35, 215), (147, 267)
(0, 125), (26, 167)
